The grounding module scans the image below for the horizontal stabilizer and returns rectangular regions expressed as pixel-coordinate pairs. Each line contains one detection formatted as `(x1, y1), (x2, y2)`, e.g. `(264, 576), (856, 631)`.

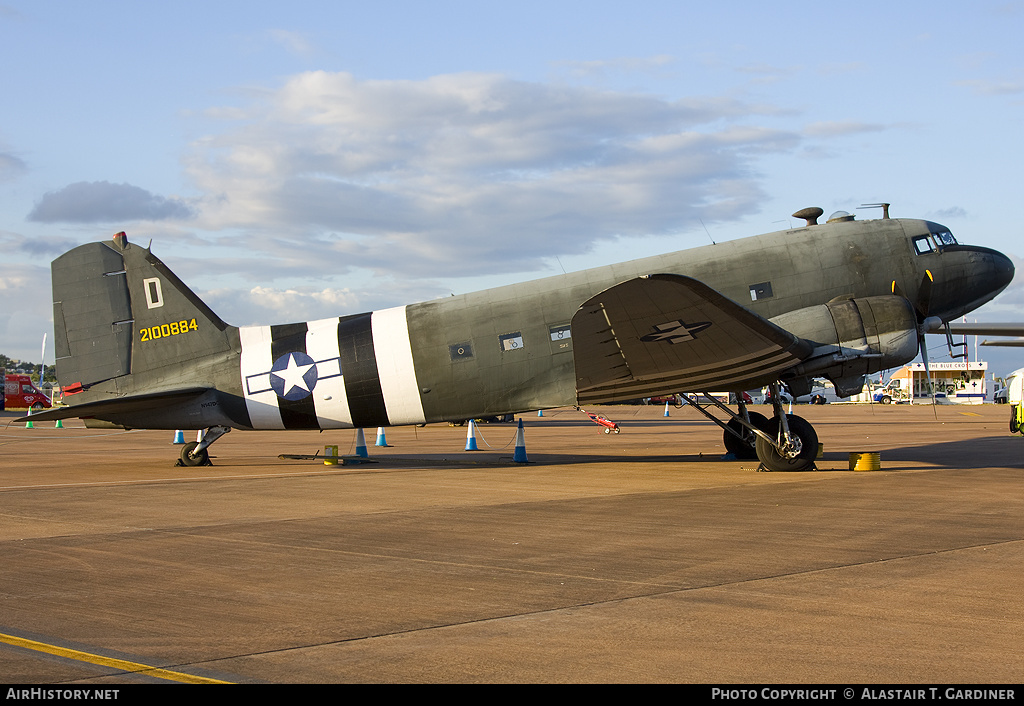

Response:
(13, 388), (210, 423)
(571, 274), (812, 403)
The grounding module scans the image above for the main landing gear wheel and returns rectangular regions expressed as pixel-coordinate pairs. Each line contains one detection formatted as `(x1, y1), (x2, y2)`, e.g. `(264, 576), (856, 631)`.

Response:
(179, 441), (211, 467)
(175, 425), (230, 467)
(755, 414), (818, 472)
(723, 411), (768, 460)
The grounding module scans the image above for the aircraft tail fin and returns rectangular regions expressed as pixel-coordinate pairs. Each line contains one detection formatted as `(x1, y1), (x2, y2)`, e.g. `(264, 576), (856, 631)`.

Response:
(52, 232), (235, 391)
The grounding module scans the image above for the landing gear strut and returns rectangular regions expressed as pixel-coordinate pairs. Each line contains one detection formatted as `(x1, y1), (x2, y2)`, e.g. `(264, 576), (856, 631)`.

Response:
(756, 383), (817, 471)
(755, 413), (818, 471)
(681, 383), (818, 471)
(177, 425), (231, 466)
(722, 404), (768, 460)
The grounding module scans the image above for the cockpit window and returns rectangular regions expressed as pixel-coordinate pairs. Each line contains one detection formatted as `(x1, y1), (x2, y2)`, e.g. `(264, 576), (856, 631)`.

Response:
(913, 230), (957, 255)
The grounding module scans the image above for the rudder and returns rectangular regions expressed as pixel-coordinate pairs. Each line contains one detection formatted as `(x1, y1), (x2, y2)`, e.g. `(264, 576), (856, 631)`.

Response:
(52, 232), (235, 391)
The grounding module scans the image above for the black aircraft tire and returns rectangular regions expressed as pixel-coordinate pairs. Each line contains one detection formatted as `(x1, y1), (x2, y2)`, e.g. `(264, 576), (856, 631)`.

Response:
(723, 412), (769, 460)
(179, 441), (209, 467)
(755, 414), (818, 472)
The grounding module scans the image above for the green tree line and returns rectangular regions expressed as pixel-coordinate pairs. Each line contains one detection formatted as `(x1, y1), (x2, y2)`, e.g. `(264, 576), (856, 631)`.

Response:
(0, 354), (57, 383)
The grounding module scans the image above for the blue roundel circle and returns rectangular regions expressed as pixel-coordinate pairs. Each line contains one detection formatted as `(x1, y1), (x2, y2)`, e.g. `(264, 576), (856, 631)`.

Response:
(269, 351), (319, 401)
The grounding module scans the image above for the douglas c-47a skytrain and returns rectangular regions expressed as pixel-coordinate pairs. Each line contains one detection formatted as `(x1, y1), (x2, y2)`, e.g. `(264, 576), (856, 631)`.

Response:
(19, 205), (1014, 471)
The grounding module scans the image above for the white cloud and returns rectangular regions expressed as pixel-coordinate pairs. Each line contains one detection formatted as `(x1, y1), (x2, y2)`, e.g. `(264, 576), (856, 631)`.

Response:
(552, 55), (676, 80)
(804, 121), (887, 137)
(0, 151), (27, 181)
(249, 285), (358, 312)
(0, 231), (80, 257)
(267, 29), (316, 57)
(27, 181), (195, 223)
(185, 71), (802, 277)
(202, 285), (361, 326)
(955, 78), (1024, 96)
(929, 206), (969, 220)
(0, 261), (53, 363)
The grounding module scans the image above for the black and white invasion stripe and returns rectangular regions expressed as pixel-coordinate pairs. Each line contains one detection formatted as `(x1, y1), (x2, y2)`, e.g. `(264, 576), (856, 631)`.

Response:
(239, 306), (425, 430)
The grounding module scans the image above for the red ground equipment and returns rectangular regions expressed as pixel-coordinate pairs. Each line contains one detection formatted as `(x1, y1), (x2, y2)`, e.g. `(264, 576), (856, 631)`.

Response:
(578, 407), (620, 433)
(4, 374), (52, 410)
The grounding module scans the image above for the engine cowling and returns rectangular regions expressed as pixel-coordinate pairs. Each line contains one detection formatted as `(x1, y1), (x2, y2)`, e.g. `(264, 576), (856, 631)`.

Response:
(770, 295), (919, 397)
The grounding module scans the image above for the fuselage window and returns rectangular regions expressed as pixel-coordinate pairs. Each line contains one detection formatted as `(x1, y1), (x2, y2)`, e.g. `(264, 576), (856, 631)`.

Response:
(749, 281), (774, 300)
(913, 237), (934, 255)
(499, 332), (524, 352)
(449, 343), (474, 361)
(549, 324), (572, 352)
(549, 324), (571, 341)
(933, 230), (957, 248)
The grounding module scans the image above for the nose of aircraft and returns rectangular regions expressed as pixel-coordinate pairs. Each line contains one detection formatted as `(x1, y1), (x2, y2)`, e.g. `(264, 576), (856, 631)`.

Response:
(935, 245), (1015, 319)
(991, 248), (1015, 292)
(972, 245), (1015, 295)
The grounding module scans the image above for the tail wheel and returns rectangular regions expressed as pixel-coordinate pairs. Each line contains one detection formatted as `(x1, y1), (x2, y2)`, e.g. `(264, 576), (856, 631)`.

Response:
(755, 414), (818, 471)
(723, 411), (769, 460)
(179, 441), (210, 467)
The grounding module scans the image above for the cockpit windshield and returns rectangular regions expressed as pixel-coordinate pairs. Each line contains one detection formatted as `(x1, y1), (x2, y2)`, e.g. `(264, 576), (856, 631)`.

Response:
(913, 228), (958, 255)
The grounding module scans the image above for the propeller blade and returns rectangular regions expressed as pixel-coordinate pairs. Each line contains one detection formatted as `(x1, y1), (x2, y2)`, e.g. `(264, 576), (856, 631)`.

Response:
(919, 333), (938, 417)
(916, 269), (933, 319)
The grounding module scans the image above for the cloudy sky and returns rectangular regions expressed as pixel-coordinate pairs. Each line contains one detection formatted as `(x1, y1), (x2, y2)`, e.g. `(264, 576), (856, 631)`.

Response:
(2, 1), (1023, 375)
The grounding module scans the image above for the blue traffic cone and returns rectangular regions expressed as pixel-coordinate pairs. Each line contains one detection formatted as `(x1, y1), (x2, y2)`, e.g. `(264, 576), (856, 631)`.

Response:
(354, 428), (369, 458)
(375, 426), (390, 447)
(537, 409), (543, 417)
(173, 430), (185, 444)
(663, 401), (670, 417)
(512, 419), (528, 463)
(465, 419), (479, 450)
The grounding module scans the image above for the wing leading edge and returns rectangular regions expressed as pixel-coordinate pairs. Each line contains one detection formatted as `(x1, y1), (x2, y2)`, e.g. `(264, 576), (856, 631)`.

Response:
(571, 274), (813, 404)
(931, 322), (1024, 347)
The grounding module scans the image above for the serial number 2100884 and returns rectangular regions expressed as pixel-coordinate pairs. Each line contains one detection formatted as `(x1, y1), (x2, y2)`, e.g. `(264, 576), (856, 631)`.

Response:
(140, 318), (198, 342)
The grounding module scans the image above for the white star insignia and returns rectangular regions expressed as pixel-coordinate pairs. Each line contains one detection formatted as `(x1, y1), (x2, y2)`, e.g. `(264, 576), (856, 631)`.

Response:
(274, 353), (315, 397)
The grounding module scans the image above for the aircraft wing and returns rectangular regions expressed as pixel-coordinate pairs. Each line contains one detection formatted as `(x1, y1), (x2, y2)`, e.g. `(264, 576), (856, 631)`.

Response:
(571, 274), (813, 404)
(930, 322), (1024, 336)
(13, 387), (211, 423)
(927, 322), (1024, 347)
(981, 340), (1024, 347)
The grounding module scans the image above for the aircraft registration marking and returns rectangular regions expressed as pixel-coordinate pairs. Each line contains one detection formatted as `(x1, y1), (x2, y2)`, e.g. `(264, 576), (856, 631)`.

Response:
(140, 318), (198, 342)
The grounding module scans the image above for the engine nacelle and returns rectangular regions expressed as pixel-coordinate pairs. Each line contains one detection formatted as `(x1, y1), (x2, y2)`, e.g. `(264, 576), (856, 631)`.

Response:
(770, 295), (919, 397)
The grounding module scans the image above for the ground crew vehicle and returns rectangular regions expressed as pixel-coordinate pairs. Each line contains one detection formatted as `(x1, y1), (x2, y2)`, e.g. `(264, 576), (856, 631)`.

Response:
(1004, 368), (1024, 435)
(4, 374), (52, 410)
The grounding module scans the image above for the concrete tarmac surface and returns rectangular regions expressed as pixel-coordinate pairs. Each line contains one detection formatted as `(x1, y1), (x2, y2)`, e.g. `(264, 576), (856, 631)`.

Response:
(1, 403), (1022, 683)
